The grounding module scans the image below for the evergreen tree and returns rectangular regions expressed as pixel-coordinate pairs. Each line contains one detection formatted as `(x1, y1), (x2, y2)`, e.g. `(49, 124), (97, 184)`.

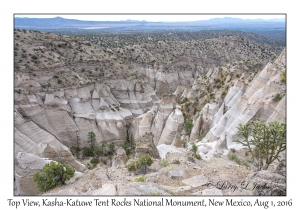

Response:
(87, 131), (96, 150)
(33, 161), (74, 193)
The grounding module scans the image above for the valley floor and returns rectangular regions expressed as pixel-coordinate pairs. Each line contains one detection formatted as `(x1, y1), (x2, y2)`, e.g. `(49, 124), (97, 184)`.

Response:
(43, 150), (255, 196)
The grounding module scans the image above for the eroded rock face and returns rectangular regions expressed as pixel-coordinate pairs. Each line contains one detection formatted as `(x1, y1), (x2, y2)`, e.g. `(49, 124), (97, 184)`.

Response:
(157, 144), (186, 159)
(157, 109), (184, 145)
(14, 30), (286, 196)
(135, 133), (160, 159)
(196, 50), (286, 156)
(150, 94), (177, 145)
(112, 147), (128, 167)
(14, 110), (85, 171)
(171, 132), (182, 147)
(15, 79), (161, 149)
(14, 152), (48, 195)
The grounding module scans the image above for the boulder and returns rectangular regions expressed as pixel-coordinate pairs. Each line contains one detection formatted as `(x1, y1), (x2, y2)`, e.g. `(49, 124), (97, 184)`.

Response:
(168, 169), (188, 179)
(245, 170), (286, 196)
(116, 147), (127, 163)
(182, 175), (209, 188)
(118, 182), (175, 195)
(112, 147), (127, 167)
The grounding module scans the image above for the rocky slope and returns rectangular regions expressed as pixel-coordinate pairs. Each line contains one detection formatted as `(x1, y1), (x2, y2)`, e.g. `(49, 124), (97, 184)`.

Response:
(14, 29), (286, 195)
(194, 50), (286, 160)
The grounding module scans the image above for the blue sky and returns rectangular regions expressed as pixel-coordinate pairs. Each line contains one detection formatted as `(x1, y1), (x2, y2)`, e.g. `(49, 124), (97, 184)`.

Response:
(14, 14), (285, 22)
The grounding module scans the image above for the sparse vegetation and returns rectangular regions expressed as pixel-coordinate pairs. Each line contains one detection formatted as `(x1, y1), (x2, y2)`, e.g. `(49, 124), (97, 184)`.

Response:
(149, 191), (161, 196)
(160, 159), (169, 167)
(90, 157), (99, 166)
(230, 148), (236, 153)
(234, 119), (286, 170)
(33, 161), (75, 193)
(82, 146), (93, 157)
(135, 176), (146, 182)
(14, 26), (286, 196)
(194, 153), (202, 160)
(273, 93), (283, 101)
(87, 131), (96, 150)
(191, 143), (198, 154)
(227, 153), (249, 167)
(182, 140), (187, 149)
(122, 135), (135, 155)
(126, 155), (153, 174)
(185, 120), (193, 134)
(280, 70), (286, 83)
(188, 156), (195, 163)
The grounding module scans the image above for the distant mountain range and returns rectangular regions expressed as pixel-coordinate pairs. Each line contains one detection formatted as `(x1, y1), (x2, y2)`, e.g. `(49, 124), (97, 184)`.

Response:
(14, 16), (285, 30)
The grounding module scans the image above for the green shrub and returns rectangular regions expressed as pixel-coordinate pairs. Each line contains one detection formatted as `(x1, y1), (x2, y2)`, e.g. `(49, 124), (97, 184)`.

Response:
(194, 153), (202, 160)
(93, 147), (101, 158)
(149, 191), (161, 196)
(126, 162), (137, 172)
(181, 97), (188, 104)
(160, 159), (169, 167)
(90, 157), (99, 165)
(33, 161), (75, 193)
(135, 176), (146, 182)
(82, 147), (94, 157)
(70, 146), (80, 158)
(227, 153), (249, 167)
(122, 135), (135, 155)
(280, 70), (286, 83)
(185, 120), (193, 134)
(273, 93), (283, 101)
(126, 155), (153, 174)
(182, 140), (187, 149)
(191, 143), (198, 154)
(57, 79), (62, 84)
(235, 119), (286, 170)
(228, 153), (238, 161)
(188, 156), (195, 163)
(122, 139), (130, 155)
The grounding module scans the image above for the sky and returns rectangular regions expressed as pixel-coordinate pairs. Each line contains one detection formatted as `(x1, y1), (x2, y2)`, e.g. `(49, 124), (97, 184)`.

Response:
(14, 14), (286, 22)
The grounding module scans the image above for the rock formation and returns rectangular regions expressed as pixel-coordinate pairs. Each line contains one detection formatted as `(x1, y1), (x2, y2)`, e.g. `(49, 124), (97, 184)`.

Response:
(13, 29), (286, 195)
(195, 50), (286, 159)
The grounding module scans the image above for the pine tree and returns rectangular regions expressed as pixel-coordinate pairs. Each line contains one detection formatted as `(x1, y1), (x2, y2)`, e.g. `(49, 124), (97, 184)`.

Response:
(87, 131), (96, 150)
